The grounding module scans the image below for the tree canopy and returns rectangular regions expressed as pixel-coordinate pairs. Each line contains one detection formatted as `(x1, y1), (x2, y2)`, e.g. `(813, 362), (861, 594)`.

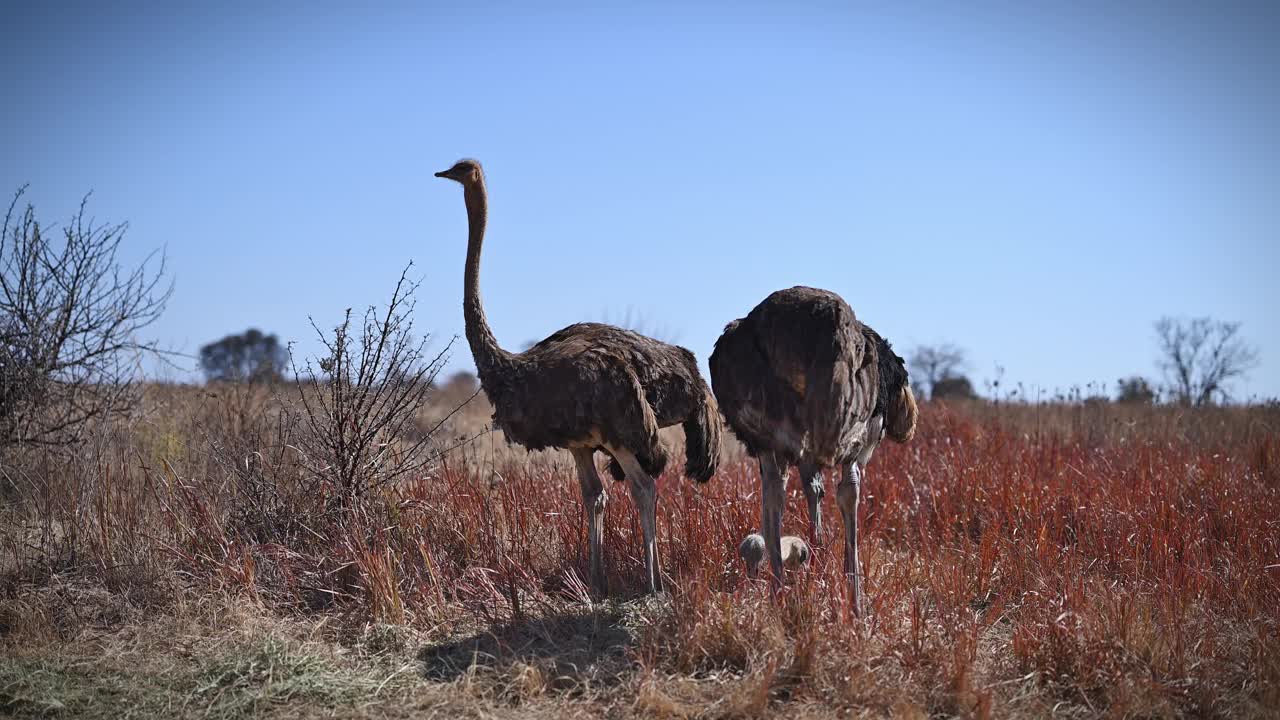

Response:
(199, 329), (289, 383)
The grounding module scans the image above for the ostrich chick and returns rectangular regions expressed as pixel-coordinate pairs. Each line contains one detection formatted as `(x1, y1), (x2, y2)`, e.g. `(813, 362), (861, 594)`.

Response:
(739, 533), (811, 578)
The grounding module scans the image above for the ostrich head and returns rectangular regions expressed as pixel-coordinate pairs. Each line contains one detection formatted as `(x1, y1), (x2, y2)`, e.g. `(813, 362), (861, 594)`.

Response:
(434, 159), (483, 186)
(865, 325), (918, 443)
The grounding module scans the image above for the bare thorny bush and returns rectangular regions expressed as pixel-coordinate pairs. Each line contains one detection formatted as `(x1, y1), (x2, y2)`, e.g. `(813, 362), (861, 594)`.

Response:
(0, 187), (170, 581)
(152, 264), (485, 612)
(290, 263), (476, 516)
(168, 263), (480, 564)
(0, 243), (481, 617)
(0, 186), (170, 452)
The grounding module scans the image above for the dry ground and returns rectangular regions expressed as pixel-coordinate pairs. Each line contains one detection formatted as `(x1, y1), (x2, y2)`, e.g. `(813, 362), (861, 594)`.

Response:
(2, 384), (1278, 718)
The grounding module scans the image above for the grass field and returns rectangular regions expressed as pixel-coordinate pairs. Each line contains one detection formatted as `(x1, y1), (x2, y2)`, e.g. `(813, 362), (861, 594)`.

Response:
(2, 385), (1277, 718)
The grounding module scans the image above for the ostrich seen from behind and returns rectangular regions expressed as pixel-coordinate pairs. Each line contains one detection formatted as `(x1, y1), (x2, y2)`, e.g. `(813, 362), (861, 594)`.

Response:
(435, 159), (721, 596)
(710, 287), (917, 613)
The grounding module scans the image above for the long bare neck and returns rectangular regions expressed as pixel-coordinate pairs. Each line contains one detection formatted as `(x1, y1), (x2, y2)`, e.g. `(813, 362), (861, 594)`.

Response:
(462, 178), (512, 378)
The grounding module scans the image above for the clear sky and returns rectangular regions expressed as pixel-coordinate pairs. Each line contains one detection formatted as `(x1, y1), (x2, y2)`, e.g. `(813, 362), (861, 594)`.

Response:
(5, 1), (1278, 399)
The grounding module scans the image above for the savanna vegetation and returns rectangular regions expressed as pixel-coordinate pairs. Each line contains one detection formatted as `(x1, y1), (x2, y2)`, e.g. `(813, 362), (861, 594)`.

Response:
(3, 379), (1277, 718)
(2, 191), (1277, 718)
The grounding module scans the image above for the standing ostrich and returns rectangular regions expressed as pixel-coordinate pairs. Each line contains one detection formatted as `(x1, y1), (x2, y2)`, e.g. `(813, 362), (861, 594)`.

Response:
(710, 287), (917, 613)
(435, 159), (721, 596)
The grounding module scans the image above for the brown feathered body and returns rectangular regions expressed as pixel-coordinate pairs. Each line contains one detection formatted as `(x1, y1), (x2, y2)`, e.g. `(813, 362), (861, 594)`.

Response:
(439, 158), (720, 483)
(479, 322), (720, 481)
(438, 158), (720, 596)
(710, 286), (916, 468)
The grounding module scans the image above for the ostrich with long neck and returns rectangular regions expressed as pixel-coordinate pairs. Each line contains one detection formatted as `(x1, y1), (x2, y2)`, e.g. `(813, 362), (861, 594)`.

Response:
(435, 159), (721, 596)
(710, 287), (917, 614)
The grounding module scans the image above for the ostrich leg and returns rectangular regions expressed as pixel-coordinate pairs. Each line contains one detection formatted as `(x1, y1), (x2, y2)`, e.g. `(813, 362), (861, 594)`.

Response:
(798, 459), (825, 547)
(572, 449), (608, 597)
(612, 448), (663, 594)
(759, 454), (788, 589)
(837, 461), (865, 615)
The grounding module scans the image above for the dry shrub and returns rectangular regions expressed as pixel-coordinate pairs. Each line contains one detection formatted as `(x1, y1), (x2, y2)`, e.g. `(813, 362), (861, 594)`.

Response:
(1, 187), (170, 451)
(291, 264), (470, 515)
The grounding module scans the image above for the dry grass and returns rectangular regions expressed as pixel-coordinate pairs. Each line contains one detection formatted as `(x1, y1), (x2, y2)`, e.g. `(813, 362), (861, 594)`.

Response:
(1, 387), (1277, 718)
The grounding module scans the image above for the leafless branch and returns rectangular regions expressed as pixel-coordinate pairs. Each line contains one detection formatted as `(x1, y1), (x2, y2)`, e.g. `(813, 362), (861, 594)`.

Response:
(290, 262), (470, 512)
(1, 186), (172, 449)
(908, 343), (968, 400)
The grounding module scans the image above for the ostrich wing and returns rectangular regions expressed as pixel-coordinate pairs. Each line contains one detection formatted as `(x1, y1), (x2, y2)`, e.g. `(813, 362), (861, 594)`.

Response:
(711, 317), (806, 462)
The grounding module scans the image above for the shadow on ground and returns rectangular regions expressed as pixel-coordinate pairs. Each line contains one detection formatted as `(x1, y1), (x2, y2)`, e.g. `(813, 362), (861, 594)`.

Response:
(417, 606), (636, 690)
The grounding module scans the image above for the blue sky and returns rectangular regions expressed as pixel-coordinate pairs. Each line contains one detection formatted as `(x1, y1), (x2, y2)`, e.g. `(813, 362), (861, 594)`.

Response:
(5, 1), (1278, 399)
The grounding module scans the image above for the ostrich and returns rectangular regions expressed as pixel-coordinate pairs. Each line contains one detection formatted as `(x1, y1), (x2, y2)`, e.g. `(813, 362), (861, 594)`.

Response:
(710, 287), (917, 613)
(434, 159), (721, 596)
(738, 533), (811, 578)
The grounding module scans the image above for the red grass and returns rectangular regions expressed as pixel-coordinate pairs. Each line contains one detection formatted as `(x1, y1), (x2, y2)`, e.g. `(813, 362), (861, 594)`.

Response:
(4, 397), (1278, 715)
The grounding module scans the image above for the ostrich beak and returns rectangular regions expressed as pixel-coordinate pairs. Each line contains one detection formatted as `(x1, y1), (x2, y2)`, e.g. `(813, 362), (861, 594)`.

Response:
(433, 170), (450, 179)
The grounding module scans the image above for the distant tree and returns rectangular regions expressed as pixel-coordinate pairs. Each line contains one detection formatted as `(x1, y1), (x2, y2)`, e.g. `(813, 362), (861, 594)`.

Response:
(200, 329), (289, 383)
(932, 375), (977, 400)
(441, 370), (478, 394)
(908, 343), (968, 400)
(1, 188), (171, 449)
(1116, 376), (1156, 404)
(1154, 317), (1258, 406)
